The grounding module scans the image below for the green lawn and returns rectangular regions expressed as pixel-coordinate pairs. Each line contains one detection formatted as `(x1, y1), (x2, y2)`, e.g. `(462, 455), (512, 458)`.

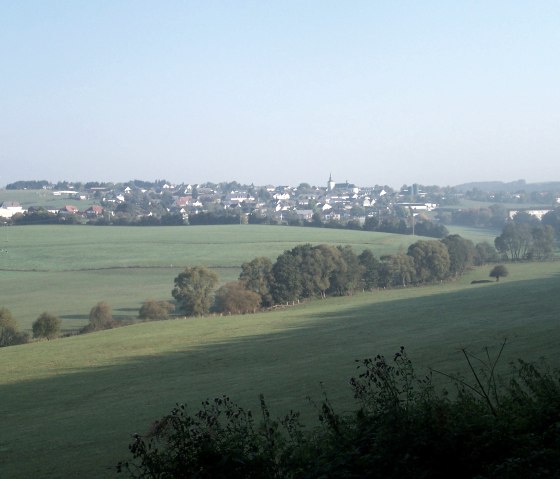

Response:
(1, 261), (559, 478)
(1, 225), (422, 330)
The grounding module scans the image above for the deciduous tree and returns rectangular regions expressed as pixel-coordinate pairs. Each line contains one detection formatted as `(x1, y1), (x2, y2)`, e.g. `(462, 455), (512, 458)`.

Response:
(172, 266), (219, 316)
(489, 264), (509, 282)
(214, 281), (261, 314)
(407, 240), (450, 282)
(239, 257), (274, 306)
(139, 300), (175, 321)
(441, 234), (475, 276)
(89, 301), (114, 330)
(32, 312), (61, 340)
(0, 308), (18, 347)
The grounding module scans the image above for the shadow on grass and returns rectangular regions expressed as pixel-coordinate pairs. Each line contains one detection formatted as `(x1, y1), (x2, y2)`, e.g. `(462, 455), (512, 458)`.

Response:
(2, 274), (560, 479)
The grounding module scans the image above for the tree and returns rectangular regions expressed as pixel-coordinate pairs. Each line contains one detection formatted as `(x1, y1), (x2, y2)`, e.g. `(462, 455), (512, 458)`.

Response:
(239, 257), (274, 306)
(328, 246), (362, 295)
(529, 224), (554, 260)
(89, 301), (114, 330)
(495, 222), (532, 260)
(407, 240), (450, 283)
(32, 312), (61, 340)
(214, 281), (262, 314)
(358, 249), (380, 291)
(381, 254), (416, 287)
(0, 307), (23, 347)
(473, 241), (499, 266)
(440, 235), (475, 276)
(0, 307), (17, 346)
(489, 264), (509, 282)
(172, 266), (219, 316)
(139, 300), (175, 321)
(271, 250), (303, 303)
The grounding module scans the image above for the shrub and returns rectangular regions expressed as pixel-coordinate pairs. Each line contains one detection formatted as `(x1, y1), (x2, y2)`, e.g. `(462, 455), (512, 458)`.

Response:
(138, 300), (175, 321)
(214, 281), (262, 314)
(490, 264), (509, 281)
(89, 301), (114, 331)
(32, 312), (61, 340)
(0, 307), (18, 347)
(118, 346), (560, 478)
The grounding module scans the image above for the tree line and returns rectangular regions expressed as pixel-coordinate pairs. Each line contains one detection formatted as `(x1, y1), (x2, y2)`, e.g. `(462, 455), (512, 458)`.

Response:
(494, 212), (557, 260)
(171, 235), (500, 317)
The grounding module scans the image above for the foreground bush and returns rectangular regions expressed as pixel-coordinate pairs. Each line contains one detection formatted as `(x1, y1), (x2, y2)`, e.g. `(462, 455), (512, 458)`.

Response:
(118, 347), (560, 478)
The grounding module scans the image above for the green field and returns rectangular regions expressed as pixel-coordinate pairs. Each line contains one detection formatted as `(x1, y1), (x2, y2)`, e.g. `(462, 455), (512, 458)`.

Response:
(0, 188), (95, 210)
(1, 260), (560, 478)
(1, 225), (434, 330)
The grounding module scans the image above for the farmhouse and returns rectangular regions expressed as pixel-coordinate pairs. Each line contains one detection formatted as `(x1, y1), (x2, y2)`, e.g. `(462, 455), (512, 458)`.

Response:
(0, 201), (24, 218)
(84, 205), (104, 217)
(58, 205), (79, 215)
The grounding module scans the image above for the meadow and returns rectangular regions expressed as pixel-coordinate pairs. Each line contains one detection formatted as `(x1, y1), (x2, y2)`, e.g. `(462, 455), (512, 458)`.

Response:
(0, 224), (497, 331)
(1, 259), (559, 478)
(0, 189), (95, 211)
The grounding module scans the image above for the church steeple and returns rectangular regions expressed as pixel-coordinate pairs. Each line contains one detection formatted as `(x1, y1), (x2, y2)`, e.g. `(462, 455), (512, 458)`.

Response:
(328, 173), (335, 191)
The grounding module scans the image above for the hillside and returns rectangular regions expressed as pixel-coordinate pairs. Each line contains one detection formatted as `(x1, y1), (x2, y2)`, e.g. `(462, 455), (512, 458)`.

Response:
(1, 261), (559, 478)
(1, 225), (463, 331)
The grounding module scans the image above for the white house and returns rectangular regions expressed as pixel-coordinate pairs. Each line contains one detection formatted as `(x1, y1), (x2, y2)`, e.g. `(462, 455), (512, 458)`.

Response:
(0, 201), (24, 218)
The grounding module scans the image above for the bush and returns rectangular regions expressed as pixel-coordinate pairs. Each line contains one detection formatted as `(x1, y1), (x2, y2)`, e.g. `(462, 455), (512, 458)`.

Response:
(118, 347), (560, 478)
(89, 301), (114, 331)
(490, 264), (509, 281)
(138, 300), (175, 321)
(32, 312), (61, 340)
(214, 281), (262, 314)
(0, 307), (18, 347)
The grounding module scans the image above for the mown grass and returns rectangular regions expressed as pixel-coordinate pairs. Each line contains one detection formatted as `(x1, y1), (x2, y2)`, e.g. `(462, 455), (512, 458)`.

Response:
(1, 261), (559, 478)
(1, 225), (422, 330)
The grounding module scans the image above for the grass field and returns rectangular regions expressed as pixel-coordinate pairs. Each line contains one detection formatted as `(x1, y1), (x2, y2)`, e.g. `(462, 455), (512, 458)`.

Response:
(0, 189), (95, 210)
(1, 260), (559, 478)
(1, 225), (439, 330)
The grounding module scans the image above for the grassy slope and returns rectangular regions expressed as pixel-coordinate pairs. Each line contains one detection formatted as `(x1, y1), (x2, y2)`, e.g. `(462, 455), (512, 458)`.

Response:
(1, 261), (559, 478)
(1, 225), (420, 330)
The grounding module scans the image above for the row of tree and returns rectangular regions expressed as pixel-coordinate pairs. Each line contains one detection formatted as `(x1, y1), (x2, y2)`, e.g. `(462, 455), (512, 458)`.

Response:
(495, 217), (556, 260)
(171, 235), (499, 316)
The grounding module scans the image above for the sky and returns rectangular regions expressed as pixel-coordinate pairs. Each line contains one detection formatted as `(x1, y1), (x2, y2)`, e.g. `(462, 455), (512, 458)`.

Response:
(1, 1), (559, 189)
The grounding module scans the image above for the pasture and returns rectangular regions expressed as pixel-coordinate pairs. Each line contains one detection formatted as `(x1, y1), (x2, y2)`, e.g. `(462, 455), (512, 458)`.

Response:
(1, 260), (560, 478)
(2, 224), (433, 330)
(0, 188), (94, 210)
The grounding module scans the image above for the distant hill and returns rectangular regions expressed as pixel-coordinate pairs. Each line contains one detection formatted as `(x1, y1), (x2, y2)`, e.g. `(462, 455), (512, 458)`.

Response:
(454, 180), (560, 193)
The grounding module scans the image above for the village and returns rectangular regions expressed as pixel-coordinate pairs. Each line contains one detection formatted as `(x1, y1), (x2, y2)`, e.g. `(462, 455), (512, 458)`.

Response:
(1, 176), (559, 230)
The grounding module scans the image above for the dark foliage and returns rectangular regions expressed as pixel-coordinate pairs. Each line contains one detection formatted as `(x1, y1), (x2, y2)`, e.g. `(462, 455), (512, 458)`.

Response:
(118, 347), (560, 478)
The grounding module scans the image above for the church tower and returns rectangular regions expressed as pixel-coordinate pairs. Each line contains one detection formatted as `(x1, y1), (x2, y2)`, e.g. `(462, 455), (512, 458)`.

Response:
(328, 173), (335, 192)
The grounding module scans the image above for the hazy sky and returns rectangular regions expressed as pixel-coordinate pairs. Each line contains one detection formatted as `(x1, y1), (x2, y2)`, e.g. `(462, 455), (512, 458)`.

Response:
(1, 1), (559, 188)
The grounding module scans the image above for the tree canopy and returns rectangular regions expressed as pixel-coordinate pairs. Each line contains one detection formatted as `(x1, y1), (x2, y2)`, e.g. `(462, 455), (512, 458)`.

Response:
(489, 264), (509, 281)
(89, 301), (114, 331)
(172, 266), (219, 316)
(32, 312), (61, 340)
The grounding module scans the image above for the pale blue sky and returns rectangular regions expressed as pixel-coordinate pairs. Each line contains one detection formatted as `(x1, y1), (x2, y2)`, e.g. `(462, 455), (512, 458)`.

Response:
(1, 1), (559, 188)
